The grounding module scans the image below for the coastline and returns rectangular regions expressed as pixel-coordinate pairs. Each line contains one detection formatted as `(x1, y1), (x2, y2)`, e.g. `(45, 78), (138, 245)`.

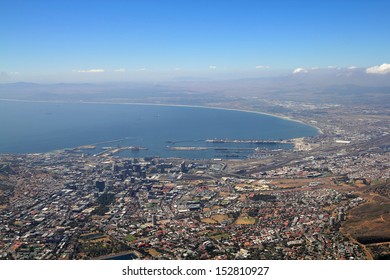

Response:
(0, 98), (323, 135)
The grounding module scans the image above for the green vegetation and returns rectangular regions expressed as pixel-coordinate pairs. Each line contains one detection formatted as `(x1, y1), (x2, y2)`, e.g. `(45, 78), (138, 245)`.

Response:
(125, 234), (137, 242)
(248, 207), (260, 217)
(211, 233), (229, 240)
(97, 193), (115, 206)
(78, 240), (129, 259)
(147, 203), (157, 208)
(91, 206), (109, 216)
(91, 193), (116, 216)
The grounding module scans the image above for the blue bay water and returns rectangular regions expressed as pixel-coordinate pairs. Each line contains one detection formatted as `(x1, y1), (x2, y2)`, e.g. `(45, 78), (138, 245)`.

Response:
(0, 101), (318, 159)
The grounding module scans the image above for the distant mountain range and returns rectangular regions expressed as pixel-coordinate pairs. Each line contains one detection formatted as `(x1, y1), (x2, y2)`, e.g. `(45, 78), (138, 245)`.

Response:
(1, 68), (389, 106)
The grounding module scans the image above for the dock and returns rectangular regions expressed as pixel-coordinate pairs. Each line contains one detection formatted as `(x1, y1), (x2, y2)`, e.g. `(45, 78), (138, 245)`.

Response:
(205, 139), (288, 144)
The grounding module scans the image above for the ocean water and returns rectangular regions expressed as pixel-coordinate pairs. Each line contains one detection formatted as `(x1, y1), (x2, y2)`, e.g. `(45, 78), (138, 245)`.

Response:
(0, 101), (318, 159)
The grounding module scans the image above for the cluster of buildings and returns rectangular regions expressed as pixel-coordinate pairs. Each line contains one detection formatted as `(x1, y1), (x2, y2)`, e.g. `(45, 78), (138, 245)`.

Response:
(0, 149), (367, 260)
(255, 150), (389, 181)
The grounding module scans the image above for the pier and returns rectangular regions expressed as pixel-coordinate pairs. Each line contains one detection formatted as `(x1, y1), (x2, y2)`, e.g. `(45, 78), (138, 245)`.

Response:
(205, 139), (288, 144)
(167, 146), (255, 151)
(94, 146), (147, 157)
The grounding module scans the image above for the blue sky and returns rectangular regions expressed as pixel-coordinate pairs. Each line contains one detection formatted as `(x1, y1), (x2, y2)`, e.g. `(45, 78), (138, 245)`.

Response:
(1, 0), (389, 82)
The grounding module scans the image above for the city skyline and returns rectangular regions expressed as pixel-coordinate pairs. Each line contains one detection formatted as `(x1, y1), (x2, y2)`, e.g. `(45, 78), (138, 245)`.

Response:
(1, 0), (390, 82)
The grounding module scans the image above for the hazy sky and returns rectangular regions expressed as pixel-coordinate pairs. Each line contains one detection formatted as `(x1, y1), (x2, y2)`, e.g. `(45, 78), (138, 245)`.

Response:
(1, 0), (390, 82)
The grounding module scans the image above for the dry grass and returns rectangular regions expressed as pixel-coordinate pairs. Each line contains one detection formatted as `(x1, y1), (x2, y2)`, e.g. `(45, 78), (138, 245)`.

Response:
(235, 216), (256, 225)
(342, 201), (390, 243)
(201, 218), (218, 224)
(211, 214), (230, 223)
(354, 180), (367, 188)
(271, 178), (331, 189)
(219, 192), (231, 197)
(148, 248), (160, 257)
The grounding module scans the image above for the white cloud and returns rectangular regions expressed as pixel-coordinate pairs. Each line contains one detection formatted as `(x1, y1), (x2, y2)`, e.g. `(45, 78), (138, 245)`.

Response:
(137, 68), (146, 72)
(77, 69), (105, 73)
(348, 66), (357, 70)
(114, 68), (126, 72)
(255, 65), (270, 69)
(209, 65), (217, 69)
(174, 67), (181, 71)
(366, 63), (390, 74)
(292, 67), (308, 74)
(0, 72), (10, 82)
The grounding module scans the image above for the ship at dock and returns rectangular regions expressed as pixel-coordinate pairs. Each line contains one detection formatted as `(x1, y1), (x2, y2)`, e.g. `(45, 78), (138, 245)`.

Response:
(205, 139), (286, 144)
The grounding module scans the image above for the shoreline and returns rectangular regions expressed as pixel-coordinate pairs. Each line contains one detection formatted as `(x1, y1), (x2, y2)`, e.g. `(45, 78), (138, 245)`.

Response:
(0, 98), (323, 134)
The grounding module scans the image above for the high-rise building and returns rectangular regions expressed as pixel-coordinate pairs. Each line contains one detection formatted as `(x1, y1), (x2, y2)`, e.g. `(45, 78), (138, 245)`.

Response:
(96, 180), (105, 192)
(152, 214), (157, 226)
(329, 216), (336, 226)
(180, 161), (187, 172)
(338, 212), (345, 222)
(338, 207), (346, 221)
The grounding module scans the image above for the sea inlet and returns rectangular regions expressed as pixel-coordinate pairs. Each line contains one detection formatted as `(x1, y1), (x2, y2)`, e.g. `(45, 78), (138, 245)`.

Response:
(0, 100), (318, 159)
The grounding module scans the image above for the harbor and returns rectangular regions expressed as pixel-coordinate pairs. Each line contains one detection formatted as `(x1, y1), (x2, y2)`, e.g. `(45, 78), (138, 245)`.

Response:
(205, 139), (289, 144)
(167, 146), (256, 151)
